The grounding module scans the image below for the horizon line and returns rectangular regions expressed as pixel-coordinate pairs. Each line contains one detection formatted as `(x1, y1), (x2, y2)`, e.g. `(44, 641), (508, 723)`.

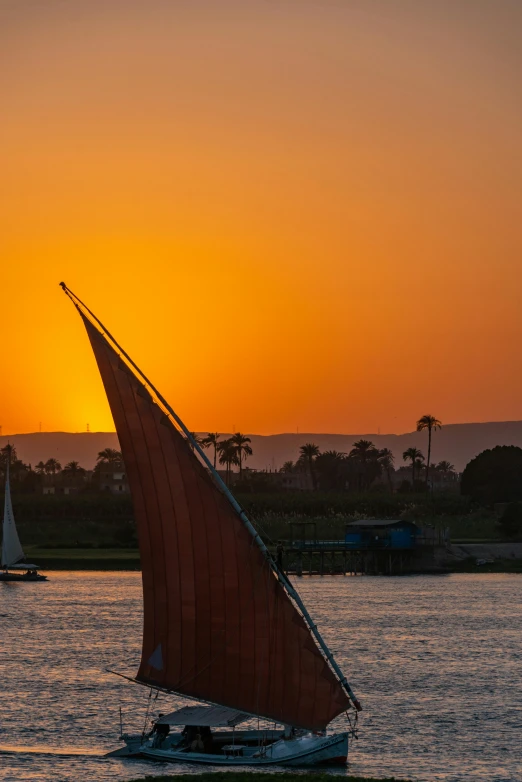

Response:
(2, 419), (522, 439)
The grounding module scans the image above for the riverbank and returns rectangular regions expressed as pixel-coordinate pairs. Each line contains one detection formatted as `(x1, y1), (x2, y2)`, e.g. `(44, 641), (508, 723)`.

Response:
(9, 491), (500, 550)
(128, 773), (411, 782)
(25, 547), (140, 570)
(445, 541), (522, 573)
(25, 546), (522, 573)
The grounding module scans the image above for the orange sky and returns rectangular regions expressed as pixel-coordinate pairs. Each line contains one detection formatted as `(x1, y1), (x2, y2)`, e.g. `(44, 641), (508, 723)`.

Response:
(1, 0), (522, 436)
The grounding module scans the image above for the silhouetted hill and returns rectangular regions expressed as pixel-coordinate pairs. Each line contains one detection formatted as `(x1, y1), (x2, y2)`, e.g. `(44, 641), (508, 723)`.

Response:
(0, 432), (120, 471)
(4, 421), (522, 472)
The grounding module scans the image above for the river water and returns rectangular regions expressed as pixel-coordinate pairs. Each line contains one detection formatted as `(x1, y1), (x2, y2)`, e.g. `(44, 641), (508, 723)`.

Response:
(0, 572), (520, 782)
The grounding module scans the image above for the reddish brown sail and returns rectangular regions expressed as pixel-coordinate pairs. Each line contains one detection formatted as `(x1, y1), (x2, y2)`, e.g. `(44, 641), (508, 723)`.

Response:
(80, 313), (350, 730)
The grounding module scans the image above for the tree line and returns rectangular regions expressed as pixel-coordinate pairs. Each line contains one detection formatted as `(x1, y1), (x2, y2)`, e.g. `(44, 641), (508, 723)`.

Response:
(0, 445), (124, 491)
(1, 416), (453, 494)
(279, 415), (455, 492)
(0, 431), (256, 492)
(191, 432), (252, 484)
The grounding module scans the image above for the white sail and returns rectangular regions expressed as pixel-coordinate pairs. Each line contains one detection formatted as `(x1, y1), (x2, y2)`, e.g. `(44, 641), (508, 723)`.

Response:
(1, 460), (25, 567)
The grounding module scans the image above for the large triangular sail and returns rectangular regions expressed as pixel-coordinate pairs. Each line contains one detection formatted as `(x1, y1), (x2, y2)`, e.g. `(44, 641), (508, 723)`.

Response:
(63, 284), (359, 731)
(2, 458), (25, 568)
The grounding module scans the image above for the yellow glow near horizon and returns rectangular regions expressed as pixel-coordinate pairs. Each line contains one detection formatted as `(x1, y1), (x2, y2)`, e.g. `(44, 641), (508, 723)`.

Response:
(2, 1), (522, 436)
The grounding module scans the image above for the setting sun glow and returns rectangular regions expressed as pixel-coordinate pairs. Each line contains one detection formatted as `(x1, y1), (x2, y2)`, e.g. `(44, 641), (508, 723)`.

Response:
(2, 0), (522, 436)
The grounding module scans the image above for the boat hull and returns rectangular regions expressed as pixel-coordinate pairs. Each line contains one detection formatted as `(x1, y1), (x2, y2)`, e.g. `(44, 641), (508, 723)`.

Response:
(0, 573), (47, 581)
(137, 732), (348, 767)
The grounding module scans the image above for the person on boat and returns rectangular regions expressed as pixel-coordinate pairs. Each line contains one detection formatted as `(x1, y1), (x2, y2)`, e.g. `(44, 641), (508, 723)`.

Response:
(190, 730), (204, 752)
(181, 725), (195, 742)
(283, 725), (296, 740)
(151, 716), (170, 747)
(200, 725), (213, 752)
(181, 725), (199, 748)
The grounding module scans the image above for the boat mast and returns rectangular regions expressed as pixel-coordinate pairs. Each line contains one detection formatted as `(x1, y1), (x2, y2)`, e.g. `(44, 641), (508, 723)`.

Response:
(60, 282), (362, 713)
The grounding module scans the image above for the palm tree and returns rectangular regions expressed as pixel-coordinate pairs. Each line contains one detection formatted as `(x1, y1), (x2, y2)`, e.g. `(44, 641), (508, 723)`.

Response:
(402, 448), (424, 486)
(44, 458), (62, 475)
(436, 460), (456, 481)
(231, 432), (253, 477)
(314, 451), (347, 490)
(201, 432), (221, 468)
(0, 444), (16, 471)
(97, 448), (122, 463)
(322, 450), (347, 459)
(281, 461), (295, 473)
(415, 458), (426, 479)
(416, 415), (442, 486)
(348, 440), (380, 490)
(1, 443), (16, 458)
(299, 443), (320, 489)
(5, 456), (29, 484)
(218, 439), (239, 485)
(35, 461), (46, 475)
(349, 439), (378, 464)
(0, 448), (9, 479)
(295, 455), (308, 473)
(187, 432), (205, 453)
(378, 448), (395, 492)
(63, 461), (86, 476)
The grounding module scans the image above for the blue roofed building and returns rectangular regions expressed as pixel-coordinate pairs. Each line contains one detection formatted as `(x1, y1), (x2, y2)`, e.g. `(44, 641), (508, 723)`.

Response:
(345, 519), (420, 549)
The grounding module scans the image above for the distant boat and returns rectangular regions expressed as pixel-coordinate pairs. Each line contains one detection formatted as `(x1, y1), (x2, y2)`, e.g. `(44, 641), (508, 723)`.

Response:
(62, 282), (361, 767)
(1, 446), (47, 582)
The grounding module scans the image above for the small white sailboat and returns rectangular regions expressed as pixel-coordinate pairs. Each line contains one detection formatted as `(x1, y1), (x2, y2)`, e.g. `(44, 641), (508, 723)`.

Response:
(63, 282), (361, 766)
(1, 447), (47, 582)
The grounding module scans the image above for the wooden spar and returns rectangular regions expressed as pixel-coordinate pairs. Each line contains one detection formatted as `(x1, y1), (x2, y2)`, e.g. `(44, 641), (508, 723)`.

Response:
(61, 283), (362, 713)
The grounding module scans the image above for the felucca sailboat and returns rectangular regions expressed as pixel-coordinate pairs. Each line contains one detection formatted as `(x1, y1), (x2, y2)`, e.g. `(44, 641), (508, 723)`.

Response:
(1, 446), (47, 582)
(62, 282), (362, 766)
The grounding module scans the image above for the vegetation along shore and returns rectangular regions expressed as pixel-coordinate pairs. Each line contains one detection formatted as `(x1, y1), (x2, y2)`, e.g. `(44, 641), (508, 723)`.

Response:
(2, 414), (522, 573)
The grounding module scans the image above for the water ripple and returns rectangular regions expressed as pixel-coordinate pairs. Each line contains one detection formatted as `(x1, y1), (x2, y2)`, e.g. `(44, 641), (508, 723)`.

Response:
(0, 572), (521, 781)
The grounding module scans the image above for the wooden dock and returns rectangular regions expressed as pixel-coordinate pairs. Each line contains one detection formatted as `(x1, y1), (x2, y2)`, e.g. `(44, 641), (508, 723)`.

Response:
(275, 521), (449, 575)
(281, 542), (414, 576)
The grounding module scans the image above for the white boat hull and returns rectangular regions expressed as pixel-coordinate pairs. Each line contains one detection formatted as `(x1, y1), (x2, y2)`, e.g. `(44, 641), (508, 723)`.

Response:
(134, 732), (348, 767)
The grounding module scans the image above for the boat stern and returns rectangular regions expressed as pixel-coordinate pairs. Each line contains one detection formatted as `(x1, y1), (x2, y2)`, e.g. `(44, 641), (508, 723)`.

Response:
(105, 734), (144, 758)
(279, 731), (349, 766)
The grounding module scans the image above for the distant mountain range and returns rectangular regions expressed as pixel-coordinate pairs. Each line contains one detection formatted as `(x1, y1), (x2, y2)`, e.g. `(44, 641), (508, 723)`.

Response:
(4, 420), (522, 472)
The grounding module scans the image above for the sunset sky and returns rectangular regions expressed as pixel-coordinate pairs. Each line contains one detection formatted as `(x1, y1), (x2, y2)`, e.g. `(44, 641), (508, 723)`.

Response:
(2, 0), (522, 436)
